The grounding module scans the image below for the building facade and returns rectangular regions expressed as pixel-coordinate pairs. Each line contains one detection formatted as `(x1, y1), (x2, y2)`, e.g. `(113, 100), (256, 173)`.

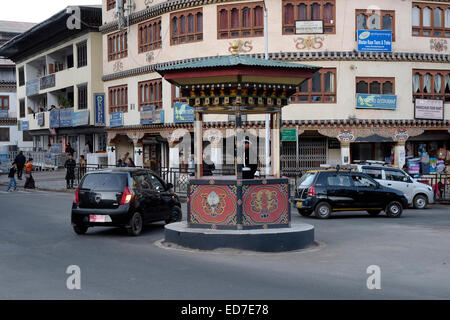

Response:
(100, 0), (450, 173)
(0, 21), (35, 152)
(0, 6), (107, 164)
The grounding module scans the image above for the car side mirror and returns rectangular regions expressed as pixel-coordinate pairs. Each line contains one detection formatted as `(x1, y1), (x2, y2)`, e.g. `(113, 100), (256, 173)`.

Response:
(166, 183), (174, 190)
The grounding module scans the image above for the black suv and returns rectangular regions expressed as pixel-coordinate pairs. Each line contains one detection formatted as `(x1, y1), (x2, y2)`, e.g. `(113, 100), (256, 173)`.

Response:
(294, 170), (408, 219)
(71, 168), (182, 236)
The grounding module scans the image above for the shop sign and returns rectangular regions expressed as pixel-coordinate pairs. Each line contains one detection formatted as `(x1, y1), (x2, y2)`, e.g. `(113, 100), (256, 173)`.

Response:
(141, 106), (164, 125)
(281, 129), (297, 141)
(110, 112), (123, 127)
(26, 79), (39, 97)
(356, 94), (397, 110)
(40, 74), (55, 90)
(174, 102), (195, 123)
(22, 121), (29, 131)
(295, 20), (324, 34)
(37, 112), (45, 126)
(415, 99), (444, 120)
(0, 110), (8, 118)
(72, 110), (90, 127)
(328, 138), (341, 149)
(60, 108), (74, 127)
(49, 109), (60, 128)
(337, 130), (355, 142)
(357, 30), (392, 52)
(94, 93), (105, 126)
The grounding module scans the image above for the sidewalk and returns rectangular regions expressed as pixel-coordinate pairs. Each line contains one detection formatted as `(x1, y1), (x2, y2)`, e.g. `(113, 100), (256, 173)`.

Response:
(0, 169), (73, 193)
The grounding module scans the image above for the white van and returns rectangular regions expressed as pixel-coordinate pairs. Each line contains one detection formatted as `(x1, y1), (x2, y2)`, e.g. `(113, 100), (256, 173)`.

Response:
(354, 163), (434, 209)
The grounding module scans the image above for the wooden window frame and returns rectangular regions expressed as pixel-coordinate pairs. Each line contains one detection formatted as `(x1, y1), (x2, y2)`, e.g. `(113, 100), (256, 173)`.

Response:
(138, 79), (163, 110)
(291, 68), (337, 103)
(412, 69), (450, 102)
(107, 31), (128, 61)
(355, 9), (396, 41)
(0, 96), (9, 110)
(412, 2), (450, 38)
(107, 0), (126, 11)
(282, 0), (336, 35)
(77, 41), (88, 68)
(356, 77), (396, 95)
(138, 18), (162, 53)
(0, 128), (10, 142)
(172, 85), (187, 107)
(217, 2), (264, 39)
(109, 84), (128, 113)
(170, 8), (203, 45)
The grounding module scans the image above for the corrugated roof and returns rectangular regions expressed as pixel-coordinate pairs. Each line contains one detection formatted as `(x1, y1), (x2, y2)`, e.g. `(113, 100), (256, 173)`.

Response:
(0, 21), (35, 34)
(157, 55), (321, 72)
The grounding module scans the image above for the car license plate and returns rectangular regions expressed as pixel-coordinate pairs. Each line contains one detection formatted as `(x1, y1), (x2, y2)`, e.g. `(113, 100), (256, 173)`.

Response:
(297, 201), (303, 208)
(89, 215), (111, 223)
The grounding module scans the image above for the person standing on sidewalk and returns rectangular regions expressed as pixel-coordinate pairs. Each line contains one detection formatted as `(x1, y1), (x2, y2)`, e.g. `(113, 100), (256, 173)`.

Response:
(79, 155), (87, 178)
(7, 162), (18, 192)
(64, 154), (77, 189)
(24, 158), (35, 189)
(14, 151), (26, 180)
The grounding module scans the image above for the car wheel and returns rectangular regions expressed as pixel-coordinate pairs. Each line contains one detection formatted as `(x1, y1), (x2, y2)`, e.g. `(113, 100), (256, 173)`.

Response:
(413, 194), (427, 209)
(165, 206), (182, 224)
(73, 225), (88, 235)
(367, 210), (382, 216)
(386, 201), (403, 218)
(297, 209), (313, 217)
(314, 202), (332, 219)
(127, 212), (143, 236)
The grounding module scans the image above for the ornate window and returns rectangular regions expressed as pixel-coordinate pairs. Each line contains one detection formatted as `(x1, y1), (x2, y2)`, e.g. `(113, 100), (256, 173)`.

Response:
(172, 85), (187, 107)
(356, 77), (395, 95)
(355, 9), (395, 41)
(109, 85), (128, 113)
(171, 8), (203, 45)
(412, 3), (450, 37)
(139, 18), (162, 53)
(282, 0), (336, 34)
(413, 70), (450, 102)
(0, 96), (9, 110)
(217, 2), (264, 39)
(291, 68), (337, 103)
(139, 79), (163, 110)
(108, 31), (128, 61)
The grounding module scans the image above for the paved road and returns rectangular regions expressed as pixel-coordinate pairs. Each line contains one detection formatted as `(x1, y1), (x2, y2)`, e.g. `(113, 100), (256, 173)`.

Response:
(0, 190), (449, 299)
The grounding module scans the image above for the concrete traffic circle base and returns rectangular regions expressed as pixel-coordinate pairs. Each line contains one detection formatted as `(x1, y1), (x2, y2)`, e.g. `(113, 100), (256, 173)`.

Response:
(164, 222), (315, 253)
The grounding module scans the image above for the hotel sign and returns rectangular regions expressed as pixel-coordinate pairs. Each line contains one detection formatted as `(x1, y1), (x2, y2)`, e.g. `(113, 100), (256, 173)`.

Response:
(415, 99), (444, 120)
(357, 30), (392, 52)
(356, 94), (397, 110)
(295, 20), (324, 34)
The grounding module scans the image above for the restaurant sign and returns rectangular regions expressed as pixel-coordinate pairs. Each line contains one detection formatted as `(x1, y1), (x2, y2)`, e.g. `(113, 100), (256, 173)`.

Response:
(415, 99), (444, 120)
(356, 94), (397, 110)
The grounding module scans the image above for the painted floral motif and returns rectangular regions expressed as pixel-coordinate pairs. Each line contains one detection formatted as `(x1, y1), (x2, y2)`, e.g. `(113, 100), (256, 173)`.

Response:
(201, 190), (226, 217)
(430, 39), (448, 52)
(250, 190), (278, 219)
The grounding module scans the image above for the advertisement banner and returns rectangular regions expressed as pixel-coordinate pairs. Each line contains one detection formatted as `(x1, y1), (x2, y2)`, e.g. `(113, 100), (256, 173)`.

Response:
(415, 99), (444, 120)
(72, 110), (90, 127)
(49, 109), (60, 128)
(110, 112), (123, 127)
(60, 108), (74, 127)
(22, 121), (29, 131)
(357, 30), (392, 52)
(281, 129), (297, 141)
(26, 79), (39, 97)
(94, 93), (105, 126)
(174, 102), (195, 123)
(356, 94), (397, 110)
(0, 110), (8, 118)
(140, 106), (164, 125)
(37, 113), (45, 126)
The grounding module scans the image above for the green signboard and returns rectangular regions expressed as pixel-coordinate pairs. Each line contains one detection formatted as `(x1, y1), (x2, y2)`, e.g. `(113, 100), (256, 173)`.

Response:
(281, 129), (297, 141)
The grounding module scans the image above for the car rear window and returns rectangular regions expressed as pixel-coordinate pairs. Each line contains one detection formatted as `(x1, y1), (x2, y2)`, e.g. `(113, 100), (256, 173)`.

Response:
(81, 173), (127, 191)
(298, 172), (317, 187)
(362, 167), (383, 179)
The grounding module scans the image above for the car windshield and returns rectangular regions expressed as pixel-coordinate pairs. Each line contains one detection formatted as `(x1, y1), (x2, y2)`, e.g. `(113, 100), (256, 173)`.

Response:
(298, 172), (316, 187)
(81, 173), (127, 191)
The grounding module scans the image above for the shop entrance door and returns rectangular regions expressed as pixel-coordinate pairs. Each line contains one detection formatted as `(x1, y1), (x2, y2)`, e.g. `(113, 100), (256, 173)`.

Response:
(144, 144), (161, 172)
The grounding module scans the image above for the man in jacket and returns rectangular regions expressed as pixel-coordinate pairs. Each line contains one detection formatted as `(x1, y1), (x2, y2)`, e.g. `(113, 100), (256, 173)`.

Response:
(14, 151), (26, 180)
(7, 162), (17, 192)
(64, 154), (77, 189)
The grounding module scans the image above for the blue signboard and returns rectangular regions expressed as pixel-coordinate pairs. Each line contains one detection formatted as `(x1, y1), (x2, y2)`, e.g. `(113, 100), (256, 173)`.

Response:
(356, 94), (397, 110)
(26, 79), (39, 97)
(22, 120), (29, 131)
(174, 102), (195, 123)
(37, 112), (44, 126)
(0, 110), (8, 118)
(60, 108), (74, 127)
(94, 93), (105, 126)
(0, 153), (8, 173)
(50, 109), (60, 128)
(110, 112), (123, 127)
(72, 110), (90, 127)
(357, 30), (392, 52)
(140, 105), (155, 125)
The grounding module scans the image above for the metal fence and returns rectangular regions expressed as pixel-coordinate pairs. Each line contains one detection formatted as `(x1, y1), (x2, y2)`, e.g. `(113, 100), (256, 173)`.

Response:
(5, 151), (67, 171)
(416, 173), (450, 203)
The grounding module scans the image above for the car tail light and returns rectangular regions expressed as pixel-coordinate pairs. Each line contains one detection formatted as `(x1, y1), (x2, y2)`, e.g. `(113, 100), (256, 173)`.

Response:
(120, 186), (133, 205)
(308, 186), (316, 197)
(74, 188), (79, 205)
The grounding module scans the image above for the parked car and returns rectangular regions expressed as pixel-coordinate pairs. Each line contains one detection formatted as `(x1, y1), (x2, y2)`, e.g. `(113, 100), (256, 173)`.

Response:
(71, 168), (182, 236)
(294, 169), (409, 219)
(353, 162), (434, 209)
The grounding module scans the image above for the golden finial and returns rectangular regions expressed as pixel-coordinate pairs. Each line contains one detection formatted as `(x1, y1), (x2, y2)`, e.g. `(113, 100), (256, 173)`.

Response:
(231, 41), (239, 55)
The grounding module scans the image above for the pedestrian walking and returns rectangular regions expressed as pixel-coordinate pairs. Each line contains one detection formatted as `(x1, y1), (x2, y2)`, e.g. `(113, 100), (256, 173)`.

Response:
(126, 158), (136, 167)
(7, 162), (18, 192)
(64, 154), (77, 189)
(24, 158), (35, 189)
(14, 151), (26, 180)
